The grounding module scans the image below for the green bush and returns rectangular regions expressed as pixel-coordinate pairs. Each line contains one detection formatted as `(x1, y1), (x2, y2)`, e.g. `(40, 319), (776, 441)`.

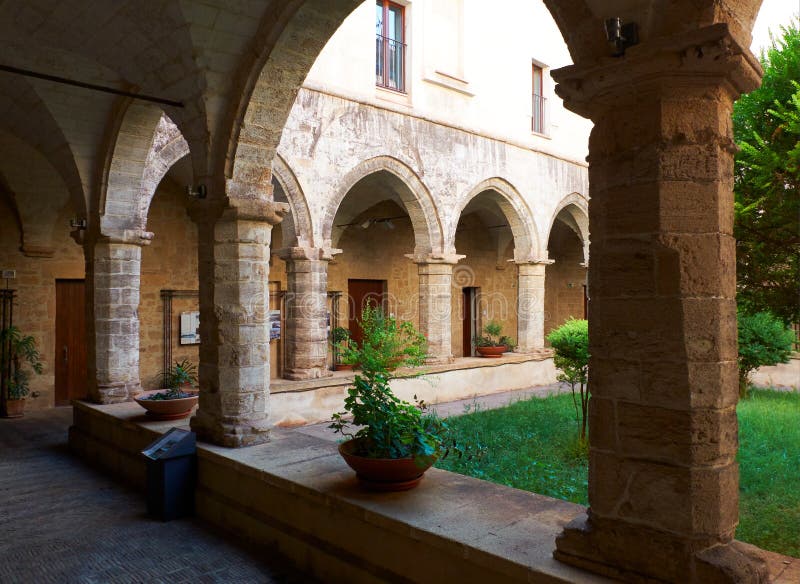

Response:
(474, 320), (515, 349)
(547, 319), (589, 444)
(738, 311), (794, 397)
(331, 306), (443, 463)
(340, 305), (427, 372)
(0, 326), (43, 400)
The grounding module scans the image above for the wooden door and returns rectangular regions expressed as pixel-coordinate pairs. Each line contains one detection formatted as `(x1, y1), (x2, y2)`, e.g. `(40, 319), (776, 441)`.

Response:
(55, 280), (87, 405)
(462, 287), (478, 357)
(347, 279), (385, 348)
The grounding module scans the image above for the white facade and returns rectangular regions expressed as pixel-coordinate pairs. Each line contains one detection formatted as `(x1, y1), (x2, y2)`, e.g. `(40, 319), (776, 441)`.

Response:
(303, 0), (592, 164)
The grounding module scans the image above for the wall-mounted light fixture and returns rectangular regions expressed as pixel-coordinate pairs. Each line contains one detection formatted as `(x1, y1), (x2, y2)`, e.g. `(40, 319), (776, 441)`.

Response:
(604, 17), (639, 57)
(69, 218), (87, 230)
(186, 184), (207, 199)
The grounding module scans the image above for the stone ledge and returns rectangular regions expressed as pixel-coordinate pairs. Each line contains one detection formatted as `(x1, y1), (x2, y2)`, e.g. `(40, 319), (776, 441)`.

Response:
(69, 400), (607, 584)
(270, 352), (555, 395)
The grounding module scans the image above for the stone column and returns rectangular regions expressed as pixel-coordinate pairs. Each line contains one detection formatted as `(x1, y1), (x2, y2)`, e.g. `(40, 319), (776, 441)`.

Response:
(90, 229), (152, 403)
(279, 247), (333, 380)
(551, 27), (767, 582)
(190, 197), (288, 447)
(516, 260), (551, 353)
(414, 256), (462, 364)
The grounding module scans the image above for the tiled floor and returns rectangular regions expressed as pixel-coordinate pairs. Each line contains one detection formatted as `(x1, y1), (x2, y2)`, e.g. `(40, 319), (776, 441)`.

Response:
(0, 408), (309, 584)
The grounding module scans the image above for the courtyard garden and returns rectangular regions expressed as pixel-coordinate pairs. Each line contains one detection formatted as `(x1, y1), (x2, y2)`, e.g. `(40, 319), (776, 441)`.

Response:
(436, 388), (800, 558)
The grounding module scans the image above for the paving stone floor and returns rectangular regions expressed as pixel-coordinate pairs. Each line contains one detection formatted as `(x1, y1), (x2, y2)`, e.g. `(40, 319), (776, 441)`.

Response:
(0, 408), (309, 584)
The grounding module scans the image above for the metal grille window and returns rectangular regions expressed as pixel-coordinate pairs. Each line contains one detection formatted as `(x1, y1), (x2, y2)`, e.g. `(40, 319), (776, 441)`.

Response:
(532, 63), (546, 134)
(376, 1), (406, 92)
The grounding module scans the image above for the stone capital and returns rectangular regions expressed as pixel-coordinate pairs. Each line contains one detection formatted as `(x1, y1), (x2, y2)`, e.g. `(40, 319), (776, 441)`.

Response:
(276, 246), (342, 262)
(405, 253), (466, 266)
(553, 23), (762, 119)
(188, 196), (289, 226)
(513, 258), (554, 266)
(98, 228), (154, 247)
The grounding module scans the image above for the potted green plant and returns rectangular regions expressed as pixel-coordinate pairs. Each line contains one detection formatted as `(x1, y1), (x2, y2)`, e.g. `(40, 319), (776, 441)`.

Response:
(331, 326), (353, 371)
(474, 320), (515, 358)
(0, 326), (43, 418)
(134, 359), (199, 420)
(331, 306), (447, 491)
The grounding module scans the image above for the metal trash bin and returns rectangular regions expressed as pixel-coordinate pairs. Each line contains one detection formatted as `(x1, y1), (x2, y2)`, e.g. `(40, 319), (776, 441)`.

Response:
(141, 428), (197, 521)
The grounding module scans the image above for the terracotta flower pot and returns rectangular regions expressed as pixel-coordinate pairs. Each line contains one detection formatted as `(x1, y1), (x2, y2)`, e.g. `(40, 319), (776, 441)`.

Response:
(476, 345), (507, 358)
(4, 398), (25, 418)
(134, 389), (199, 420)
(338, 438), (436, 491)
(334, 363), (354, 371)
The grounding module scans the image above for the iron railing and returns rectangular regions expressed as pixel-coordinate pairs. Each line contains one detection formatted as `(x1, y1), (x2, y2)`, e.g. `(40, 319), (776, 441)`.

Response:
(532, 93), (547, 134)
(376, 34), (406, 93)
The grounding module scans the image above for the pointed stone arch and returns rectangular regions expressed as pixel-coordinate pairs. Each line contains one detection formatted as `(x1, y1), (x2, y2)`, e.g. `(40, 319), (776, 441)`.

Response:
(271, 154), (314, 249)
(323, 156), (444, 258)
(547, 192), (589, 264)
(454, 177), (540, 262)
(101, 100), (166, 239)
(141, 115), (191, 229)
(224, 0), (362, 203)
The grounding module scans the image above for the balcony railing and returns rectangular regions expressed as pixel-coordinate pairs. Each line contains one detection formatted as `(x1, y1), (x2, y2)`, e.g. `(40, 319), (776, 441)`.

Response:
(376, 34), (406, 93)
(532, 93), (547, 134)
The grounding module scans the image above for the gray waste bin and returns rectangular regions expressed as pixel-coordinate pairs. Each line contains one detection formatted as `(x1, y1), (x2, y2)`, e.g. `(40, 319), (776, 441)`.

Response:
(141, 428), (196, 521)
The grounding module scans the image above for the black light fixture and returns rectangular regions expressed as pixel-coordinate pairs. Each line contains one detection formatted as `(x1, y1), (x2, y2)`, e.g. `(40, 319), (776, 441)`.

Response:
(186, 184), (207, 199)
(604, 17), (639, 57)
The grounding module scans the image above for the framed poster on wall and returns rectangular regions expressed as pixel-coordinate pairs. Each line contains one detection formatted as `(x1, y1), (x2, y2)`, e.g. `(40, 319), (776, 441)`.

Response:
(179, 311), (200, 344)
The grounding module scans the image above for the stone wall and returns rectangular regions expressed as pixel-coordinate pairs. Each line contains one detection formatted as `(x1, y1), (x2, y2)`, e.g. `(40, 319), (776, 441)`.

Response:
(0, 194), (84, 410)
(139, 181), (199, 390)
(545, 220), (586, 338)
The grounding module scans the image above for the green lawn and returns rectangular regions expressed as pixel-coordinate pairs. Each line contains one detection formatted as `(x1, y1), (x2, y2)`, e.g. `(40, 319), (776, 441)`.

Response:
(436, 389), (800, 557)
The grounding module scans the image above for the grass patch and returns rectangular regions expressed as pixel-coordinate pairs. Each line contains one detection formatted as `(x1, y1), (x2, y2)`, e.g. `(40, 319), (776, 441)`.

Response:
(436, 389), (799, 557)
(737, 390), (800, 557)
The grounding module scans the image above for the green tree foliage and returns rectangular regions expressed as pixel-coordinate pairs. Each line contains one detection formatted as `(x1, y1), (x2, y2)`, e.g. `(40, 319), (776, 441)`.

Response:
(733, 23), (800, 323)
(546, 319), (589, 444)
(0, 326), (43, 400)
(737, 311), (794, 397)
(331, 306), (443, 462)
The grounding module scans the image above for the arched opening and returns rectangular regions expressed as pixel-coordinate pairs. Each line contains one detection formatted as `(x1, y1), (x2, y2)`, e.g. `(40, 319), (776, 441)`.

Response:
(328, 169), (426, 349)
(138, 155), (199, 391)
(452, 182), (538, 357)
(544, 207), (588, 337)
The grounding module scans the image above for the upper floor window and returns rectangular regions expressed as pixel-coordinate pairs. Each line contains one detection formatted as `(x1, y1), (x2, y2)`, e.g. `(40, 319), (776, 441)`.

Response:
(376, 1), (406, 92)
(532, 63), (546, 134)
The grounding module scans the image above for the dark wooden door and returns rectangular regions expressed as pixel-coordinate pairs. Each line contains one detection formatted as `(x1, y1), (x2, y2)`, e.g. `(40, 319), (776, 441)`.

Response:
(55, 279), (87, 405)
(347, 279), (385, 348)
(462, 287), (478, 357)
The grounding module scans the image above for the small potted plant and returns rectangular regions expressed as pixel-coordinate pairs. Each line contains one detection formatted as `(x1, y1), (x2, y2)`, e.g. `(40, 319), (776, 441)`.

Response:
(331, 326), (353, 371)
(134, 359), (199, 420)
(0, 326), (43, 418)
(331, 306), (446, 491)
(474, 320), (515, 358)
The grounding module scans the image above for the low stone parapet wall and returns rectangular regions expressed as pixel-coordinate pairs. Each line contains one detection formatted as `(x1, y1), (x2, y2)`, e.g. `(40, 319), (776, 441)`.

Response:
(270, 354), (558, 427)
(68, 400), (608, 584)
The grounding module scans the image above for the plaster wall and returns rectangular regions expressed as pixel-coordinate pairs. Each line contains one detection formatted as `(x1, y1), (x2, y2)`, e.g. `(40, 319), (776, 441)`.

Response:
(0, 195), (84, 410)
(305, 0), (593, 164)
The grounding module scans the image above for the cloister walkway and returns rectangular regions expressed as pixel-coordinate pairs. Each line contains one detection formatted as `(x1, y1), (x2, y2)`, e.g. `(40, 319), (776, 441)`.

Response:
(0, 408), (309, 584)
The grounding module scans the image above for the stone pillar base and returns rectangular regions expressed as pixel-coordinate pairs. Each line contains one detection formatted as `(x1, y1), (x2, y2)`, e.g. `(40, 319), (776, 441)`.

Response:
(190, 409), (271, 448)
(93, 381), (141, 404)
(283, 367), (332, 381)
(554, 516), (769, 584)
(424, 355), (454, 366)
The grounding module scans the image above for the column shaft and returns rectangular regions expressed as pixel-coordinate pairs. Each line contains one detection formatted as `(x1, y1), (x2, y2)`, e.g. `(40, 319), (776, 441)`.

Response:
(190, 199), (287, 447)
(284, 254), (331, 380)
(552, 28), (767, 583)
(417, 262), (454, 364)
(516, 262), (547, 353)
(91, 241), (143, 403)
